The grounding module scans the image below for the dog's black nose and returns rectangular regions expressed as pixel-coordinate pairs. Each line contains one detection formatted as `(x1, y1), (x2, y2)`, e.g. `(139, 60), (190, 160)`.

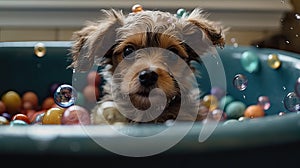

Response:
(139, 70), (158, 86)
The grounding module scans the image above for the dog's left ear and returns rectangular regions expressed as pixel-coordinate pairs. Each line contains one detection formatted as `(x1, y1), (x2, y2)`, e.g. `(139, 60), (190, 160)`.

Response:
(187, 8), (226, 48)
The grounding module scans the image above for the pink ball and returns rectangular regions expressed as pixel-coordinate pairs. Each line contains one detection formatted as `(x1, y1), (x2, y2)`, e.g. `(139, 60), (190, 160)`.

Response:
(61, 105), (90, 125)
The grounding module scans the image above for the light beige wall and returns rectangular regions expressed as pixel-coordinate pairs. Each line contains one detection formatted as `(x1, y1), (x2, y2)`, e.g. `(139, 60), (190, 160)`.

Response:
(0, 28), (79, 41)
(0, 27), (280, 47)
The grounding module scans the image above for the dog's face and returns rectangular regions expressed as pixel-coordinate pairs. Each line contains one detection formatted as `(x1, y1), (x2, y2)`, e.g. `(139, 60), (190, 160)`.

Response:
(70, 8), (225, 123)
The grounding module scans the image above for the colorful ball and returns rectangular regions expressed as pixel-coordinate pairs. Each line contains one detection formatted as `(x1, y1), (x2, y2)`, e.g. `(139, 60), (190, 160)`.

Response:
(257, 96), (271, 110)
(42, 97), (55, 110)
(22, 91), (39, 110)
(176, 8), (186, 18)
(0, 100), (6, 114)
(11, 113), (31, 124)
(225, 101), (246, 119)
(210, 87), (226, 100)
(132, 4), (143, 13)
(10, 120), (28, 126)
(202, 94), (219, 111)
(267, 54), (281, 69)
(42, 107), (65, 125)
(61, 105), (90, 125)
(1, 90), (22, 115)
(30, 110), (45, 124)
(87, 71), (101, 87)
(83, 85), (100, 103)
(240, 51), (260, 73)
(0, 116), (9, 125)
(244, 105), (265, 118)
(219, 95), (234, 110)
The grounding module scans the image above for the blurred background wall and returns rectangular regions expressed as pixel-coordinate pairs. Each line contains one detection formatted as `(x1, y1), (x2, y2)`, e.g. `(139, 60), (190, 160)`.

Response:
(0, 0), (298, 49)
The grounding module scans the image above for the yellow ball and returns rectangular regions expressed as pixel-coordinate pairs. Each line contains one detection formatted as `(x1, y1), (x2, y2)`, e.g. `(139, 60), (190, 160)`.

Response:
(42, 107), (65, 125)
(267, 54), (281, 69)
(1, 90), (22, 115)
(202, 94), (219, 111)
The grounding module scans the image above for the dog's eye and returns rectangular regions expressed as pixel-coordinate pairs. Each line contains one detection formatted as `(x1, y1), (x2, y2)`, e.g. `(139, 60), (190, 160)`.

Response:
(123, 45), (135, 58)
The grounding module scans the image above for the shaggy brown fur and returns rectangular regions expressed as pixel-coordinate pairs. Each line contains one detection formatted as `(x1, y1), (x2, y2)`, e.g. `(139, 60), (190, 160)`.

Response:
(69, 7), (225, 125)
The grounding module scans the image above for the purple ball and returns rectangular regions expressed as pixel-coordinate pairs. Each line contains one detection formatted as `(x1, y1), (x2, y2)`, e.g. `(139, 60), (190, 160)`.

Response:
(211, 87), (226, 100)
(50, 83), (60, 96)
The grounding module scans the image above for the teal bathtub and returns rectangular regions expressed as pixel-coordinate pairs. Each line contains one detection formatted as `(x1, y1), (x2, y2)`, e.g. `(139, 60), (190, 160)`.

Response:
(0, 41), (299, 166)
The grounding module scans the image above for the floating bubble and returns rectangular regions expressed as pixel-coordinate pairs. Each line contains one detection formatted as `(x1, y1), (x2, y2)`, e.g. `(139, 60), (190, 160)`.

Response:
(294, 77), (300, 97)
(257, 96), (271, 110)
(267, 54), (281, 69)
(54, 84), (77, 108)
(233, 74), (248, 91)
(283, 92), (300, 112)
(34, 42), (46, 57)
(240, 51), (260, 73)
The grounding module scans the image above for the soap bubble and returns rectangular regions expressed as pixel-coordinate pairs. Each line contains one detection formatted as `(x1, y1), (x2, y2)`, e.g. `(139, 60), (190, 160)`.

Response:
(257, 96), (271, 110)
(54, 84), (77, 108)
(233, 74), (248, 91)
(283, 92), (300, 112)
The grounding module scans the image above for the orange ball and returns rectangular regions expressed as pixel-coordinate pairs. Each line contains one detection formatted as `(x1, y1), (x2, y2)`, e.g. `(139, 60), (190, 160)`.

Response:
(87, 71), (101, 86)
(42, 107), (65, 125)
(83, 85), (100, 103)
(244, 105), (265, 118)
(1, 91), (22, 115)
(29, 110), (45, 123)
(22, 91), (39, 109)
(42, 97), (55, 110)
(0, 100), (6, 114)
(132, 4), (143, 13)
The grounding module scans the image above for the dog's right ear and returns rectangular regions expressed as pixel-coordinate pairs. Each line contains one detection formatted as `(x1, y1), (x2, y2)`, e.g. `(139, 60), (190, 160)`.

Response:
(69, 9), (124, 72)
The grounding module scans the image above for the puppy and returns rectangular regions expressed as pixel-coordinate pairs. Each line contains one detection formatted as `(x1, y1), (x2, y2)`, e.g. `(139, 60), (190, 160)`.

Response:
(69, 6), (225, 125)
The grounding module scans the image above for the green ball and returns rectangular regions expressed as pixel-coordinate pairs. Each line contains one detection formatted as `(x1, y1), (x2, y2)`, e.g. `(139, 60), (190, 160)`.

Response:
(241, 51), (260, 73)
(219, 95), (234, 110)
(225, 101), (246, 119)
(176, 8), (186, 17)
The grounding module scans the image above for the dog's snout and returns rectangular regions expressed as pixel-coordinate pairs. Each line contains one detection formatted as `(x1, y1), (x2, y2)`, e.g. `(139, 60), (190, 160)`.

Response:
(139, 70), (158, 86)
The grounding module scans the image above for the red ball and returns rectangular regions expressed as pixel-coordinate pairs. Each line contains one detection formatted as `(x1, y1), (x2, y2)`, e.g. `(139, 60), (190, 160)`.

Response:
(42, 97), (55, 110)
(22, 91), (39, 110)
(87, 71), (101, 86)
(61, 105), (90, 125)
(11, 113), (31, 124)
(29, 110), (45, 123)
(0, 101), (6, 114)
